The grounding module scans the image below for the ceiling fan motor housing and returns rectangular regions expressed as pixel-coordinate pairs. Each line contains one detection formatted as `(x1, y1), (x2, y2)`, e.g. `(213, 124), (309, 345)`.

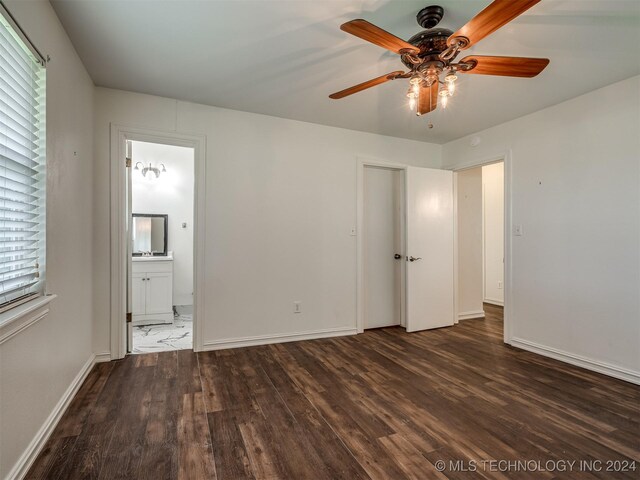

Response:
(402, 28), (453, 68)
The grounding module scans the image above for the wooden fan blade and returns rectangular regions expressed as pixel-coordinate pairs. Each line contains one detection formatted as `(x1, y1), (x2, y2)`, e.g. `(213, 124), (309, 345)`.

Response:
(341, 19), (419, 55)
(329, 71), (404, 99)
(448, 0), (541, 49)
(417, 82), (439, 115)
(459, 55), (549, 77)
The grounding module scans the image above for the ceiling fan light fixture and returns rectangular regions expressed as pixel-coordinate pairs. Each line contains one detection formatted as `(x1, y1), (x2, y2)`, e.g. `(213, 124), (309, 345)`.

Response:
(329, 1), (550, 119)
(439, 88), (450, 108)
(407, 88), (418, 110)
(445, 72), (457, 94)
(409, 76), (421, 95)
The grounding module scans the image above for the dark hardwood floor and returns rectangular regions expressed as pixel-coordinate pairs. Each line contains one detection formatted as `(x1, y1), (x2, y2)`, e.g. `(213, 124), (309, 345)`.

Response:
(28, 305), (639, 479)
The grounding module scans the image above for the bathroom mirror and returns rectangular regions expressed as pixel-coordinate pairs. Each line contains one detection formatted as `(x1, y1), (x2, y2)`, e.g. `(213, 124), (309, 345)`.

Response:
(132, 214), (168, 256)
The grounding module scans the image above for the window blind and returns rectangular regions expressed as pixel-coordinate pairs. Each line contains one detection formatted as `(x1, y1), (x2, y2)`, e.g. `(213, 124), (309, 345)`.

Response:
(0, 6), (46, 310)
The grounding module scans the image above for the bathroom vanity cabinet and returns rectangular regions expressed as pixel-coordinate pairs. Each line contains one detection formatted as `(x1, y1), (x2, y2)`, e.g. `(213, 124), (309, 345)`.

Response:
(132, 256), (173, 325)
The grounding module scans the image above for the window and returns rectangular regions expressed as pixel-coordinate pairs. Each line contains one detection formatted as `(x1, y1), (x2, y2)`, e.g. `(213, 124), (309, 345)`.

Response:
(0, 4), (46, 312)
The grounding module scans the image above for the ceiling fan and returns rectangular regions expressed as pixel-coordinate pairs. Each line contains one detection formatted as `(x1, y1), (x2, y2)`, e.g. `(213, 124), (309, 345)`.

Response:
(329, 0), (549, 117)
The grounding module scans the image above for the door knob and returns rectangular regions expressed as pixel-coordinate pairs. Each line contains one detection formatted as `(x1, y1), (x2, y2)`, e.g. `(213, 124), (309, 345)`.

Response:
(408, 256), (422, 262)
(394, 254), (402, 259)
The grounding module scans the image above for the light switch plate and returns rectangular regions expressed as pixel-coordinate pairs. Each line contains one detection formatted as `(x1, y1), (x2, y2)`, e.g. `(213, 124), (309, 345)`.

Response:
(350, 227), (356, 236)
(514, 224), (523, 236)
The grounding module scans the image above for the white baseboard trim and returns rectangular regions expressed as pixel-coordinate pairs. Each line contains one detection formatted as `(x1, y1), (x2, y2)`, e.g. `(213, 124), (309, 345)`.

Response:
(458, 310), (485, 321)
(94, 351), (112, 363)
(201, 326), (357, 351)
(510, 337), (640, 385)
(6, 354), (96, 480)
(484, 298), (504, 306)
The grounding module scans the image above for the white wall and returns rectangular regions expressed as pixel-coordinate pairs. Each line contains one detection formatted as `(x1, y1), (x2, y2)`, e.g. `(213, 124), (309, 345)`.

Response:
(443, 75), (640, 382)
(132, 141), (194, 306)
(482, 162), (504, 305)
(0, 1), (95, 478)
(93, 88), (442, 353)
(456, 167), (484, 318)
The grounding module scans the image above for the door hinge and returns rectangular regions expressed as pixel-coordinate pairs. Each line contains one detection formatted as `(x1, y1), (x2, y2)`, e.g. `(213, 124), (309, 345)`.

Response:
(126, 157), (132, 168)
(126, 312), (132, 323)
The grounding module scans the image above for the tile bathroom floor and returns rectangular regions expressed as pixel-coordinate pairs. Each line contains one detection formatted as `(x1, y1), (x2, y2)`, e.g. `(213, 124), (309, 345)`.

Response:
(132, 314), (192, 353)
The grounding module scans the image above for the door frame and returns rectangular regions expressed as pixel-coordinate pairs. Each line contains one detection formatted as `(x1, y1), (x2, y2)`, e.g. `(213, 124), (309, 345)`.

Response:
(110, 124), (206, 359)
(356, 157), (407, 333)
(450, 151), (512, 344)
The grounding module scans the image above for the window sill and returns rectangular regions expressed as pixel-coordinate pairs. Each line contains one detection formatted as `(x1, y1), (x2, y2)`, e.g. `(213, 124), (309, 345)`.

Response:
(0, 294), (57, 345)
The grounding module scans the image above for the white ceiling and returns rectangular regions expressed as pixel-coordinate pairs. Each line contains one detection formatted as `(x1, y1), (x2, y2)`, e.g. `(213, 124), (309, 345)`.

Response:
(51, 0), (640, 144)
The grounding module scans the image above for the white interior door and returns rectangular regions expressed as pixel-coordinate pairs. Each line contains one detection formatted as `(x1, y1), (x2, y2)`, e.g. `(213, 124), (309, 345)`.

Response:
(363, 166), (403, 329)
(406, 166), (454, 332)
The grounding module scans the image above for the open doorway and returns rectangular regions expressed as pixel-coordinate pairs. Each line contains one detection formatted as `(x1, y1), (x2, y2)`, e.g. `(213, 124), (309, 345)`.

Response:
(128, 140), (195, 354)
(456, 161), (505, 332)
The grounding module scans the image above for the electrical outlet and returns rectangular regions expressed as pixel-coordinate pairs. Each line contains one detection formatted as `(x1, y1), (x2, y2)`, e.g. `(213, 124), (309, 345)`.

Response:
(293, 301), (302, 313)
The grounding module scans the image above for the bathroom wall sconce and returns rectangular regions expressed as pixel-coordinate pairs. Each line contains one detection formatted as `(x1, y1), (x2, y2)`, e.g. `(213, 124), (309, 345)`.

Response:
(134, 162), (167, 178)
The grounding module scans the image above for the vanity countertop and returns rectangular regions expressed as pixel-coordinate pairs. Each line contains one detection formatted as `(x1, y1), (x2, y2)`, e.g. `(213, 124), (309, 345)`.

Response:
(132, 254), (173, 262)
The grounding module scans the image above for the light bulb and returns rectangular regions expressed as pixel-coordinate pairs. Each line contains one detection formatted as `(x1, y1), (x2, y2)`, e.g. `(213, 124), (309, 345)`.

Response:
(407, 87), (418, 111)
(409, 76), (421, 96)
(447, 81), (456, 95)
(439, 89), (449, 108)
(445, 72), (457, 96)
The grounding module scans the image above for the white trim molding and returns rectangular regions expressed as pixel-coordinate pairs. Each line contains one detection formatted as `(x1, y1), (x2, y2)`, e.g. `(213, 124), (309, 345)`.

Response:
(110, 124), (206, 359)
(5, 354), (96, 480)
(511, 337), (640, 385)
(458, 310), (485, 321)
(94, 352), (112, 363)
(201, 327), (357, 351)
(483, 299), (504, 307)
(0, 295), (56, 345)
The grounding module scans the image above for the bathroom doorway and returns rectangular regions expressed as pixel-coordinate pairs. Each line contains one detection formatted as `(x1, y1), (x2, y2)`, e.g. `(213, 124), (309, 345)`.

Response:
(127, 140), (195, 354)
(110, 125), (205, 360)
